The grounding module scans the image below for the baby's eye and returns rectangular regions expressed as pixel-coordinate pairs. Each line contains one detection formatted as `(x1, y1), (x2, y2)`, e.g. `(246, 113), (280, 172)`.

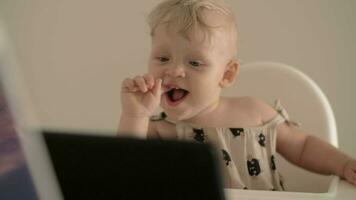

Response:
(156, 57), (170, 63)
(189, 60), (203, 68)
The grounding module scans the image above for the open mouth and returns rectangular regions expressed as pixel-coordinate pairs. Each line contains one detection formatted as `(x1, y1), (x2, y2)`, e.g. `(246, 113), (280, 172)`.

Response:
(165, 88), (190, 106)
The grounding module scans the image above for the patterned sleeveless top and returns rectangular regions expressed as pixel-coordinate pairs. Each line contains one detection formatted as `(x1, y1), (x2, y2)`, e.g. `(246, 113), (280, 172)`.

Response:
(150, 100), (299, 191)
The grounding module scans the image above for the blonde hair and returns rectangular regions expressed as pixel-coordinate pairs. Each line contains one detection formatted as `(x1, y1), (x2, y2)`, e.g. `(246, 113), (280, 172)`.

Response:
(147, 0), (238, 42)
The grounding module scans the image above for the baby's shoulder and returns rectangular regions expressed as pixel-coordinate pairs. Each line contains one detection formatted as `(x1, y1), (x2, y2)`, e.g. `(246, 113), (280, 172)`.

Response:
(223, 96), (278, 125)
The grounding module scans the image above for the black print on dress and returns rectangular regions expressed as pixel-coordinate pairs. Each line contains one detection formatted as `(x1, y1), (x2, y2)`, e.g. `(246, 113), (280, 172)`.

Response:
(222, 150), (231, 166)
(271, 155), (276, 170)
(149, 112), (167, 121)
(258, 132), (266, 147)
(243, 187), (248, 190)
(247, 158), (261, 176)
(229, 128), (244, 137)
(193, 128), (205, 143)
(160, 112), (167, 119)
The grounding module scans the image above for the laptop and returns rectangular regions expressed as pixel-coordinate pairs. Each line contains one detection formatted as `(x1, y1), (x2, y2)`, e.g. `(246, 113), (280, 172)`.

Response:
(43, 131), (225, 199)
(0, 20), (226, 200)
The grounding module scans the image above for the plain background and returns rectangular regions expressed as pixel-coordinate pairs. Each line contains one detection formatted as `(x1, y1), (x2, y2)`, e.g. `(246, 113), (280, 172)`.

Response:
(0, 0), (355, 157)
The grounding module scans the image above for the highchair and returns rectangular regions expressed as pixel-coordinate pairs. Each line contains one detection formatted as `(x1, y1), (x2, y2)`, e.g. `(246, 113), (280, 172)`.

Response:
(222, 62), (339, 200)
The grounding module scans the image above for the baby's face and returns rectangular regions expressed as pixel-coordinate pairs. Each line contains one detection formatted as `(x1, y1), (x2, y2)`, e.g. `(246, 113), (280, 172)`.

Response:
(148, 14), (236, 121)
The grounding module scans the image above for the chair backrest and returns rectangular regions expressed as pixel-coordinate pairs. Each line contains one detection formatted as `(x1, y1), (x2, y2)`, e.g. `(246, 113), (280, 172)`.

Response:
(222, 61), (338, 192)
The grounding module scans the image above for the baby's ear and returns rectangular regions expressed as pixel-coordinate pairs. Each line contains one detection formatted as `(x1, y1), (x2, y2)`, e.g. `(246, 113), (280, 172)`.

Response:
(219, 59), (240, 88)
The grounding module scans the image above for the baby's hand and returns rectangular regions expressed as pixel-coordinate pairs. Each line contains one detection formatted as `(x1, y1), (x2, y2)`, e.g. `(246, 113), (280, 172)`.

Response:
(121, 74), (162, 118)
(343, 159), (356, 186)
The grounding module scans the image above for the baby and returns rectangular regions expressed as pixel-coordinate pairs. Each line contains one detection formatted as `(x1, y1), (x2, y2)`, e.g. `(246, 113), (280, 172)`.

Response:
(119, 0), (356, 190)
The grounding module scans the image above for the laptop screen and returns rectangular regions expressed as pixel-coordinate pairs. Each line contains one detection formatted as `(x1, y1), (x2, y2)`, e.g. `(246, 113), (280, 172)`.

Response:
(43, 131), (226, 200)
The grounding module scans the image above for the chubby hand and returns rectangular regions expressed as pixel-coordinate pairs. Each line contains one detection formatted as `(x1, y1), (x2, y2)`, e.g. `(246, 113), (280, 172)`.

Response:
(121, 74), (162, 118)
(343, 159), (356, 186)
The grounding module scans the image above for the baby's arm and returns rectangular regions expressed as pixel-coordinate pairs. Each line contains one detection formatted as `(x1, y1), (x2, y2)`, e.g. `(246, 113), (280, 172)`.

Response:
(118, 115), (151, 138)
(256, 99), (356, 185)
(276, 123), (356, 185)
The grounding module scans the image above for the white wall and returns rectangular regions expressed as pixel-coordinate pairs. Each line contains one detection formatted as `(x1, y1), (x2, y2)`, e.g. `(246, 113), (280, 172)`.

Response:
(1, 0), (355, 156)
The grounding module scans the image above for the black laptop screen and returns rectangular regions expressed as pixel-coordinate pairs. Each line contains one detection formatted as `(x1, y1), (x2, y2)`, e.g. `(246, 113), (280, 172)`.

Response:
(43, 131), (225, 200)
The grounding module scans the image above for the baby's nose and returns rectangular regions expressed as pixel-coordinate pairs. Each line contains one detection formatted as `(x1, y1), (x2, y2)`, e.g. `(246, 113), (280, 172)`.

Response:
(164, 65), (186, 78)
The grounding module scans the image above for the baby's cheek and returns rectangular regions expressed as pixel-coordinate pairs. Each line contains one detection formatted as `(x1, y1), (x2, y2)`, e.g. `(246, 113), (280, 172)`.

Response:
(193, 88), (211, 100)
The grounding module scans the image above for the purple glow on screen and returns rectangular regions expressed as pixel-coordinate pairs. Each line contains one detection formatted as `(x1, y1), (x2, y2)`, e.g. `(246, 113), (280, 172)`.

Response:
(0, 84), (38, 200)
